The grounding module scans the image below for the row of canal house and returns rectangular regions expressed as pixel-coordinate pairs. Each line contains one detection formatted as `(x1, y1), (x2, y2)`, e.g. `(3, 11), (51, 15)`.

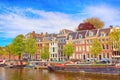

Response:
(25, 27), (120, 62)
(67, 28), (112, 62)
(25, 29), (72, 61)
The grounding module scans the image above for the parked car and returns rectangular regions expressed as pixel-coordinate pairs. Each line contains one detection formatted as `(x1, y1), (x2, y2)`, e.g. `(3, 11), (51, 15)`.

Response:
(100, 58), (110, 64)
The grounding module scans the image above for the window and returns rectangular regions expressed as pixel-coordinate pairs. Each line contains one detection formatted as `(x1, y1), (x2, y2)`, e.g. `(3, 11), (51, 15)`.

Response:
(53, 54), (54, 57)
(107, 53), (109, 58)
(81, 46), (83, 51)
(83, 46), (85, 51)
(86, 40), (89, 44)
(79, 46), (81, 51)
(83, 54), (86, 60)
(103, 53), (105, 58)
(102, 44), (105, 49)
(86, 46), (89, 51)
(69, 35), (72, 40)
(64, 39), (66, 42)
(102, 39), (104, 42)
(76, 46), (78, 52)
(89, 31), (93, 36)
(87, 54), (90, 58)
(99, 55), (102, 60)
(79, 34), (82, 38)
(60, 31), (64, 35)
(101, 32), (106, 37)
(53, 47), (55, 52)
(106, 44), (109, 49)
(89, 39), (92, 43)
(76, 41), (79, 44)
(51, 54), (52, 57)
(55, 54), (57, 57)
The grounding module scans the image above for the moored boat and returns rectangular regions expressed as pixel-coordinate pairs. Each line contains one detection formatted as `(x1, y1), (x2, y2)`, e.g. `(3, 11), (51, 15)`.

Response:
(5, 60), (27, 68)
(48, 63), (120, 75)
(29, 61), (48, 69)
(115, 63), (120, 68)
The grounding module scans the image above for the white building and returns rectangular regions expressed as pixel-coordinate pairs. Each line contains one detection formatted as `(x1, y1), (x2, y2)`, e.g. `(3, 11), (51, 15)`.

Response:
(49, 34), (59, 61)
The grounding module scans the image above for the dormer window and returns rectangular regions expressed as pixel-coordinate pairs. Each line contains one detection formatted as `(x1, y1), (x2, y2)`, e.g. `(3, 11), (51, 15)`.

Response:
(59, 31), (64, 35)
(101, 32), (106, 37)
(69, 35), (72, 40)
(79, 34), (83, 38)
(89, 31), (93, 36)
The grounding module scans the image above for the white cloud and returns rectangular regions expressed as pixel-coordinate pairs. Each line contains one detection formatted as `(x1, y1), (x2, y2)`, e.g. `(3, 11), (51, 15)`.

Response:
(83, 5), (120, 27)
(0, 5), (120, 39)
(0, 7), (81, 38)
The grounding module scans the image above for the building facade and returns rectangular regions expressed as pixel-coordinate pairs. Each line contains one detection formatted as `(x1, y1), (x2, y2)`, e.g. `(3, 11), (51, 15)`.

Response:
(24, 27), (120, 62)
(67, 28), (113, 62)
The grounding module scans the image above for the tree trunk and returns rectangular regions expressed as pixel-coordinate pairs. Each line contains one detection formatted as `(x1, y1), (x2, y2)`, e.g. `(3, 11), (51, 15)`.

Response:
(30, 54), (31, 60)
(19, 54), (22, 65)
(19, 55), (21, 60)
(94, 55), (97, 64)
(68, 56), (69, 61)
(8, 53), (11, 61)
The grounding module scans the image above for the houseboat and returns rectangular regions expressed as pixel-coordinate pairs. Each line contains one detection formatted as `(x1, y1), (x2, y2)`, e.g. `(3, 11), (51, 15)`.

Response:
(48, 62), (120, 75)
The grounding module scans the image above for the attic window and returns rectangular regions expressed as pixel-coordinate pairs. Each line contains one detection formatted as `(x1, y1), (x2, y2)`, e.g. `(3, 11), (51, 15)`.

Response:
(69, 35), (72, 40)
(79, 34), (83, 38)
(89, 31), (93, 36)
(101, 32), (106, 37)
(60, 31), (64, 35)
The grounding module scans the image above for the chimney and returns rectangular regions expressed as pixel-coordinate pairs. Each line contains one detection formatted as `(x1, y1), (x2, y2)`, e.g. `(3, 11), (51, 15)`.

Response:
(40, 32), (43, 36)
(32, 31), (36, 37)
(109, 25), (113, 28)
(45, 32), (48, 36)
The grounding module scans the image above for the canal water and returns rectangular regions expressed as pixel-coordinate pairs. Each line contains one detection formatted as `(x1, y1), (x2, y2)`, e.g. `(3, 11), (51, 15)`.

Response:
(0, 68), (119, 80)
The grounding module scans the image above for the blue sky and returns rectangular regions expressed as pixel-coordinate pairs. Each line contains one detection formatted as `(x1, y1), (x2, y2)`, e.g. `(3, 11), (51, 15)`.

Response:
(0, 0), (120, 46)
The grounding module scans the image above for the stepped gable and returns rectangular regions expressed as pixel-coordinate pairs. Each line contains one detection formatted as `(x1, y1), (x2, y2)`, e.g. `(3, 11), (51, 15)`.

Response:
(76, 30), (87, 39)
(98, 28), (111, 37)
(77, 22), (95, 31)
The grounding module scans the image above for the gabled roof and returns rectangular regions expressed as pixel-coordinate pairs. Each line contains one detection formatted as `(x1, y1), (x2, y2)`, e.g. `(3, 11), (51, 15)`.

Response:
(98, 28), (111, 37)
(86, 29), (98, 37)
(63, 29), (73, 33)
(67, 32), (77, 40)
(59, 29), (73, 34)
(76, 30), (87, 39)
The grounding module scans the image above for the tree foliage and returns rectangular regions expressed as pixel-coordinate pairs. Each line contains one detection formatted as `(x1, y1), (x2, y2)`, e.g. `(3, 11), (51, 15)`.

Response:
(4, 44), (14, 60)
(83, 17), (104, 29)
(109, 28), (120, 51)
(90, 38), (102, 57)
(63, 42), (74, 59)
(11, 34), (25, 60)
(40, 46), (49, 60)
(4, 45), (11, 54)
(0, 46), (4, 55)
(25, 37), (37, 59)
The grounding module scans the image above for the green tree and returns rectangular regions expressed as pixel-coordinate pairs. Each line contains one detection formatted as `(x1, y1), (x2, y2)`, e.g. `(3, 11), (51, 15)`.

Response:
(83, 17), (104, 29)
(11, 34), (25, 60)
(25, 37), (37, 60)
(0, 46), (4, 56)
(63, 42), (74, 60)
(40, 46), (49, 60)
(108, 28), (120, 51)
(90, 38), (102, 58)
(4, 44), (14, 61)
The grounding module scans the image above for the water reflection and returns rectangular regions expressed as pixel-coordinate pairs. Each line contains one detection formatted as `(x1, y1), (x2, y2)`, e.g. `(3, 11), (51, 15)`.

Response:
(0, 68), (119, 80)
